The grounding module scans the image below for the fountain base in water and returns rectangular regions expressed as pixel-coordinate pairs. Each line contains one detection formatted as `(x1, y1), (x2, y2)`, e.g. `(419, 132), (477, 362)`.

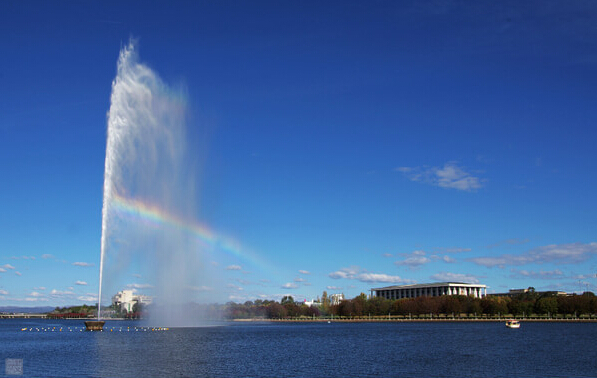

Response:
(84, 321), (105, 331)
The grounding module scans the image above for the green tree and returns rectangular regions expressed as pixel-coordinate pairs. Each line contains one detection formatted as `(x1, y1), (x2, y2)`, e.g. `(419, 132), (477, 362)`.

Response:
(267, 303), (287, 319)
(441, 296), (463, 315)
(321, 291), (330, 313)
(535, 297), (557, 315)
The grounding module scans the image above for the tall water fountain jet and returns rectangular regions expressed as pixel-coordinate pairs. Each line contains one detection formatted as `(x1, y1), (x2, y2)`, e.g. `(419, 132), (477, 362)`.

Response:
(98, 41), (215, 326)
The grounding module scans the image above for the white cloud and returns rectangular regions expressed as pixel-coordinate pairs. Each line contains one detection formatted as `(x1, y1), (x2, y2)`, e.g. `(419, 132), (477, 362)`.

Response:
(0, 289), (8, 295)
(294, 277), (306, 282)
(443, 255), (457, 263)
(356, 273), (411, 284)
(510, 269), (564, 280)
(329, 267), (414, 284)
(2, 264), (15, 270)
(185, 285), (213, 292)
(33, 287), (46, 290)
(430, 272), (480, 284)
(29, 291), (44, 297)
(571, 273), (597, 280)
(0, 268), (5, 273)
(326, 286), (343, 290)
(486, 238), (530, 249)
(470, 242), (597, 267)
(78, 295), (98, 302)
(24, 297), (47, 302)
(41, 254), (54, 259)
(281, 282), (298, 289)
(226, 265), (242, 271)
(395, 256), (431, 267)
(132, 273), (142, 278)
(298, 270), (310, 275)
(15, 271), (22, 276)
(396, 162), (483, 191)
(126, 283), (153, 289)
(72, 262), (94, 267)
(75, 281), (88, 286)
(50, 289), (75, 296)
(395, 250), (433, 267)
(383, 253), (393, 258)
(438, 247), (471, 253)
(329, 267), (357, 279)
(226, 284), (244, 291)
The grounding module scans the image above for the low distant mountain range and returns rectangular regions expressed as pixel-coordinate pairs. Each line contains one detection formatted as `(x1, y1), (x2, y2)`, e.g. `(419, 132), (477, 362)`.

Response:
(0, 306), (55, 314)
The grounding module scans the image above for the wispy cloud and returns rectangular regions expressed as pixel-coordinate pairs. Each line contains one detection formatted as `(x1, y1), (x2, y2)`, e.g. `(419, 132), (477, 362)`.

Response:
(72, 262), (94, 267)
(294, 277), (306, 282)
(226, 265), (242, 271)
(281, 282), (298, 289)
(2, 264), (15, 270)
(434, 247), (471, 254)
(395, 162), (484, 191)
(78, 294), (98, 302)
(15, 271), (22, 276)
(126, 283), (153, 289)
(430, 272), (480, 284)
(50, 289), (75, 296)
(395, 250), (431, 267)
(509, 269), (564, 280)
(226, 284), (244, 291)
(486, 238), (530, 249)
(41, 254), (54, 259)
(185, 285), (213, 292)
(356, 273), (413, 284)
(298, 270), (310, 275)
(75, 281), (88, 286)
(329, 267), (414, 284)
(442, 255), (457, 263)
(0, 289), (8, 295)
(326, 286), (343, 290)
(470, 242), (597, 268)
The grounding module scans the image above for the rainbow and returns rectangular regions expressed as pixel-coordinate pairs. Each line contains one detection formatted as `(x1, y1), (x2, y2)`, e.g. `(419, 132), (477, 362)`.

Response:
(110, 193), (274, 274)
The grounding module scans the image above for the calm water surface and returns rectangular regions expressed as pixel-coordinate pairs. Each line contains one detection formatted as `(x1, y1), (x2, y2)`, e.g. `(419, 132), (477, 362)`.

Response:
(2, 319), (597, 377)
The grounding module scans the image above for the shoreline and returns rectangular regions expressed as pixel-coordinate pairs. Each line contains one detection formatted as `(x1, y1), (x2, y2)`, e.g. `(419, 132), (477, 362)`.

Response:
(234, 317), (597, 323)
(2, 316), (596, 323)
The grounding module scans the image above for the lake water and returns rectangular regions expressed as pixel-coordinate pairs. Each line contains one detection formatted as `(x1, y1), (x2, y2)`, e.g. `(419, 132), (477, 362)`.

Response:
(2, 319), (597, 377)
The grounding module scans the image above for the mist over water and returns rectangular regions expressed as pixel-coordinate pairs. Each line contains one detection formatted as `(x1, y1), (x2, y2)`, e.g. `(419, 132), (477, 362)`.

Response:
(99, 41), (217, 326)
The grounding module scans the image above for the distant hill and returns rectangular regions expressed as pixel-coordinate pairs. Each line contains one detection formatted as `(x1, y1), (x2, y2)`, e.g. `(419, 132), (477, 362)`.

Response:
(0, 306), (55, 314)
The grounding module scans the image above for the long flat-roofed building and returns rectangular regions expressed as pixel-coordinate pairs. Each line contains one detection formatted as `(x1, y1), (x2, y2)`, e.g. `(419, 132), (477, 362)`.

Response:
(371, 282), (487, 300)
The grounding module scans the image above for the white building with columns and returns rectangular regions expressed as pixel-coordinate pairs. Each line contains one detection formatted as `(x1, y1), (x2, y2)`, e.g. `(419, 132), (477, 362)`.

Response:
(112, 290), (153, 313)
(371, 282), (486, 300)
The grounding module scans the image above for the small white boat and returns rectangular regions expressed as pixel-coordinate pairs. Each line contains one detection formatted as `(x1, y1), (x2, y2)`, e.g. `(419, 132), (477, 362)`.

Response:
(506, 319), (520, 328)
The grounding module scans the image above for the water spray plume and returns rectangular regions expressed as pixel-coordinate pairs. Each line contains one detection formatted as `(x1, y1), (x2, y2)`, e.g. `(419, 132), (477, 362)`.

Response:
(98, 41), (214, 325)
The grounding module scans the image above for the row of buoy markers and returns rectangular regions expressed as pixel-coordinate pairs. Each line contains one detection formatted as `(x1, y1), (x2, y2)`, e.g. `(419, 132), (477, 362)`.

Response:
(21, 326), (169, 332)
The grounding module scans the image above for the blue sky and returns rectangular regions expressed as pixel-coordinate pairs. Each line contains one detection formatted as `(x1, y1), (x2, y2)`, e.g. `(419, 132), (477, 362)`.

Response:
(1, 1), (596, 306)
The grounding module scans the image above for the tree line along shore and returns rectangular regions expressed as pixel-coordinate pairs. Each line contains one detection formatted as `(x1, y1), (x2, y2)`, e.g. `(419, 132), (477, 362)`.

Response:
(225, 290), (597, 320)
(15, 290), (596, 321)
